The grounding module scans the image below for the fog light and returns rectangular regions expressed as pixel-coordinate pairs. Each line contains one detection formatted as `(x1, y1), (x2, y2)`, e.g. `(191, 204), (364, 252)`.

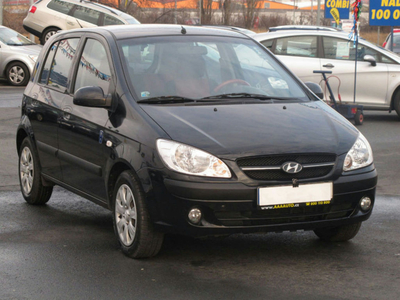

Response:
(360, 197), (372, 212)
(188, 208), (202, 224)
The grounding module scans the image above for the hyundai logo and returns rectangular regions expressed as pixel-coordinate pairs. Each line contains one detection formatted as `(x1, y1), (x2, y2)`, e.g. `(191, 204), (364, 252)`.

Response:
(282, 162), (303, 174)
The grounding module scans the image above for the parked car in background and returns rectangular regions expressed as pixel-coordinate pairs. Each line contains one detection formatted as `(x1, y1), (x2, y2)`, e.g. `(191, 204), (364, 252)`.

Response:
(17, 24), (377, 258)
(0, 25), (42, 86)
(23, 0), (140, 45)
(252, 30), (400, 117)
(383, 29), (400, 55)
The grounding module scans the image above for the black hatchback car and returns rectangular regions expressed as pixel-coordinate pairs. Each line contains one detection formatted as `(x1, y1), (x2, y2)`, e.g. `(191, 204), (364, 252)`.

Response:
(17, 24), (377, 258)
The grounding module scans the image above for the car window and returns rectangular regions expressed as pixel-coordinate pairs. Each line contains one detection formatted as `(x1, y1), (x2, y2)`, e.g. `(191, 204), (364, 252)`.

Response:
(274, 36), (317, 57)
(48, 38), (80, 89)
(72, 5), (101, 25)
(47, 0), (74, 14)
(40, 42), (58, 84)
(0, 27), (35, 46)
(74, 39), (111, 94)
(260, 39), (274, 51)
(323, 37), (381, 62)
(104, 14), (124, 25)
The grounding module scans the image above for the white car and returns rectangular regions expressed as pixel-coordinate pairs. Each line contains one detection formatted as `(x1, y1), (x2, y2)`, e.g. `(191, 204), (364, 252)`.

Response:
(0, 25), (42, 86)
(252, 30), (400, 117)
(23, 0), (140, 45)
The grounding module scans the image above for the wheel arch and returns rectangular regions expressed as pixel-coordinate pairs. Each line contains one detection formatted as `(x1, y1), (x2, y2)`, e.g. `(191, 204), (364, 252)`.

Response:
(40, 26), (61, 40)
(106, 161), (137, 208)
(5, 60), (30, 78)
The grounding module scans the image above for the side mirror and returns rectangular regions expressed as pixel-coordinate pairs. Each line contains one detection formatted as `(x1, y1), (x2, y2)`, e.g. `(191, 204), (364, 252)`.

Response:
(363, 55), (377, 67)
(73, 86), (112, 108)
(305, 82), (324, 99)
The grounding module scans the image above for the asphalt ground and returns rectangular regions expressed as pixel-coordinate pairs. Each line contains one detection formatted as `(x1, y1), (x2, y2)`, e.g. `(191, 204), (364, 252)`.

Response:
(1, 86), (400, 299)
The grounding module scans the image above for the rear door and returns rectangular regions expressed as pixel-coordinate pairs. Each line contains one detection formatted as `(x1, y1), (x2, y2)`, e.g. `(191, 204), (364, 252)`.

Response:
(267, 35), (322, 83)
(27, 37), (81, 180)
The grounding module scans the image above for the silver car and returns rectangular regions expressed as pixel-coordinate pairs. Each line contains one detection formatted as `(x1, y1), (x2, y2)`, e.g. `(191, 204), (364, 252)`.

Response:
(0, 26), (42, 86)
(252, 30), (400, 117)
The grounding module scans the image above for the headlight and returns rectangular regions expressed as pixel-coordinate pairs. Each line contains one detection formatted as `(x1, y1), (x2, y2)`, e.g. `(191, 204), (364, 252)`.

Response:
(29, 55), (38, 62)
(157, 139), (231, 178)
(343, 133), (373, 172)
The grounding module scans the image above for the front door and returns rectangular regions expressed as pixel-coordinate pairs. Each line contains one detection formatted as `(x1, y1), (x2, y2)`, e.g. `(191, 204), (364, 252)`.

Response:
(58, 37), (113, 201)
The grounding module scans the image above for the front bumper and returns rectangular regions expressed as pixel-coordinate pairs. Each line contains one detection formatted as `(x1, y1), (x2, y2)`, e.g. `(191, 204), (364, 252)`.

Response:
(149, 168), (377, 237)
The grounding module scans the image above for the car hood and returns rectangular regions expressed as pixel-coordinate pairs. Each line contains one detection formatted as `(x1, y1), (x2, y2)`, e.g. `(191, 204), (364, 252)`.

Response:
(141, 101), (359, 160)
(8, 44), (42, 55)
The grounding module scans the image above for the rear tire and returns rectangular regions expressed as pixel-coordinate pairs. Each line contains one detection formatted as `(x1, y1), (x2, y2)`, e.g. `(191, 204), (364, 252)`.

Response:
(18, 137), (53, 205)
(40, 27), (59, 45)
(314, 222), (362, 242)
(112, 170), (164, 258)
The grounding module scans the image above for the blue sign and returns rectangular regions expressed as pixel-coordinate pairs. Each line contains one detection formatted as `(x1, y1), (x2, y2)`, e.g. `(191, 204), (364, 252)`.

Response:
(370, 1), (400, 26)
(325, 0), (350, 20)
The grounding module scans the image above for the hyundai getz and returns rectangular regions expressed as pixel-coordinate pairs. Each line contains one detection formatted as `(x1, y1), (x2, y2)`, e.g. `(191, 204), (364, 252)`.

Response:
(17, 25), (377, 258)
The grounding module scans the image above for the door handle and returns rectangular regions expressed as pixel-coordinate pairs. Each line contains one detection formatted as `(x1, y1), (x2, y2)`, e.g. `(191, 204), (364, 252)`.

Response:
(323, 63), (335, 68)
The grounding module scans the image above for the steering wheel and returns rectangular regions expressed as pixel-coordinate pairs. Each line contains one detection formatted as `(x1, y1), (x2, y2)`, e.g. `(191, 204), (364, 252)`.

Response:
(213, 79), (251, 93)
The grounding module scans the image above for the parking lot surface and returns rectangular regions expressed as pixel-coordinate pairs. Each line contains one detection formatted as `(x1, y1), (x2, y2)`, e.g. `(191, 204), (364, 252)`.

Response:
(1, 88), (400, 299)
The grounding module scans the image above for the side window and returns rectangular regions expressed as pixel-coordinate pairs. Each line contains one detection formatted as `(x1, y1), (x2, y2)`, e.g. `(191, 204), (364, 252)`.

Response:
(40, 41), (58, 84)
(74, 39), (111, 93)
(274, 36), (317, 57)
(104, 14), (124, 26)
(382, 54), (396, 64)
(47, 0), (74, 14)
(72, 5), (101, 25)
(261, 39), (274, 51)
(48, 38), (80, 89)
(323, 37), (381, 62)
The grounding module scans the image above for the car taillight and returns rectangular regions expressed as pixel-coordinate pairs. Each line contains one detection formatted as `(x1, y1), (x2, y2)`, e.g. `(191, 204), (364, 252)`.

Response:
(29, 6), (37, 13)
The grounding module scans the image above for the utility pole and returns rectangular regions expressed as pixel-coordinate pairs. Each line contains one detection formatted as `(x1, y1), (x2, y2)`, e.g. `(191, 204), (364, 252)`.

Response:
(174, 0), (177, 24)
(199, 0), (202, 24)
(0, 0), (3, 26)
(316, 0), (321, 26)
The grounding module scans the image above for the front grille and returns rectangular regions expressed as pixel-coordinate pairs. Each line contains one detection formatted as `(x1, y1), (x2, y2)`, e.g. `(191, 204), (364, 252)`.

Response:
(237, 154), (336, 181)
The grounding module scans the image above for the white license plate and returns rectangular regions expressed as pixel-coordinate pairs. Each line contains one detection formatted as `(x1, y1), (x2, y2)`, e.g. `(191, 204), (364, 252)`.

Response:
(258, 182), (333, 207)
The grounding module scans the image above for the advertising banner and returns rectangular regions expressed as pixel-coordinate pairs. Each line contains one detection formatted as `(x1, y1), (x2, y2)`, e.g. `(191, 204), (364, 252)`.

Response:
(325, 0), (351, 22)
(370, 0), (400, 26)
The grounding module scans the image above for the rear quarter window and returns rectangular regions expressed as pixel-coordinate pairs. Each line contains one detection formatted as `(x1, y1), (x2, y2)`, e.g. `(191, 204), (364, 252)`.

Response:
(47, 0), (74, 14)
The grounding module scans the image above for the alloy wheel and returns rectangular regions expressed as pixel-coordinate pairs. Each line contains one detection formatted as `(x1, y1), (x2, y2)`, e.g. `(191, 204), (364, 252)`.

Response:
(115, 184), (137, 246)
(9, 66), (25, 85)
(20, 146), (34, 195)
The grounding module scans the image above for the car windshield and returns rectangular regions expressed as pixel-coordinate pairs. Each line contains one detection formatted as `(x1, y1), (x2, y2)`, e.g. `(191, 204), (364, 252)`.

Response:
(118, 35), (309, 102)
(0, 27), (35, 46)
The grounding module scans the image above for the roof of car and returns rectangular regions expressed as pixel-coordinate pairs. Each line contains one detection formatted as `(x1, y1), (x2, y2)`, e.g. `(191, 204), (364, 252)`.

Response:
(268, 25), (340, 32)
(253, 29), (351, 40)
(65, 24), (250, 39)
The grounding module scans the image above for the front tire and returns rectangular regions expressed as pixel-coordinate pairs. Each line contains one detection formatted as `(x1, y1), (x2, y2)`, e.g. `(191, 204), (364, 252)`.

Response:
(112, 171), (164, 258)
(18, 137), (53, 205)
(314, 222), (362, 242)
(394, 91), (400, 118)
(6, 62), (30, 86)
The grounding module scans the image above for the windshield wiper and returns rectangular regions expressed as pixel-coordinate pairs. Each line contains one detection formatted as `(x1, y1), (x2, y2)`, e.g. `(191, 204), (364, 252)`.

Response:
(137, 96), (196, 104)
(201, 93), (292, 101)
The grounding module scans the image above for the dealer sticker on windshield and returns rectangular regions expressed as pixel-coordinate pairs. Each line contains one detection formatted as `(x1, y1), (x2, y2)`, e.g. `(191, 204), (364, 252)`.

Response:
(258, 182), (332, 210)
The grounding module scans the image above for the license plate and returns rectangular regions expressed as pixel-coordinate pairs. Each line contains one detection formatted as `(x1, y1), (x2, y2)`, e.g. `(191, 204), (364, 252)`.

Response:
(258, 182), (333, 208)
